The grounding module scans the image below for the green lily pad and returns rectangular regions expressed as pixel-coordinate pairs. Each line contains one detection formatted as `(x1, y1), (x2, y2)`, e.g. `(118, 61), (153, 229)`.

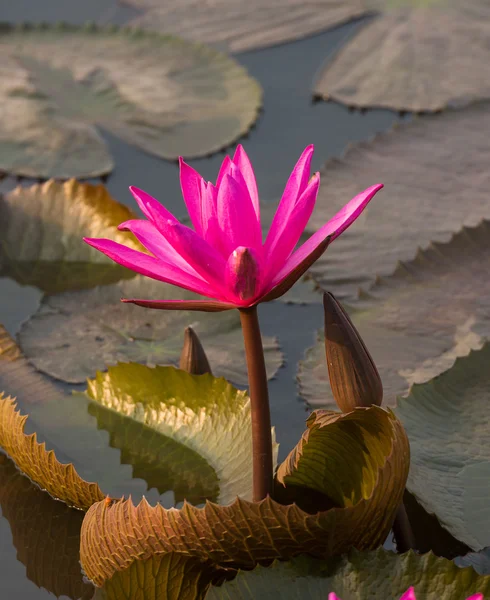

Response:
(120, 0), (368, 53)
(0, 454), (94, 600)
(315, 0), (490, 112)
(298, 220), (490, 409)
(94, 553), (217, 600)
(19, 275), (284, 386)
(396, 342), (490, 549)
(0, 179), (141, 294)
(0, 22), (261, 178)
(307, 104), (490, 300)
(84, 362), (278, 505)
(206, 550), (490, 599)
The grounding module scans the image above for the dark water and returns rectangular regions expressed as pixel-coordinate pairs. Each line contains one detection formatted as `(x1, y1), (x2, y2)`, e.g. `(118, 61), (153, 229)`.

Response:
(0, 1), (401, 597)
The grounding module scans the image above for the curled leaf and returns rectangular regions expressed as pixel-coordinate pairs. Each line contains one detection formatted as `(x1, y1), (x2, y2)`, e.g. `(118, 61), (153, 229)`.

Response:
(0, 394), (105, 510)
(80, 406), (408, 586)
(0, 180), (141, 293)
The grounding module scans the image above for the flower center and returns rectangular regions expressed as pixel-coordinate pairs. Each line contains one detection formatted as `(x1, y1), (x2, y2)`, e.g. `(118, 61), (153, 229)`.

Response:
(225, 246), (261, 302)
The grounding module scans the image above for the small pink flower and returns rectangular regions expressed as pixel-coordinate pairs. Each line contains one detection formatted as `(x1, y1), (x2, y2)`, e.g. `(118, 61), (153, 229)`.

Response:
(85, 145), (382, 311)
(328, 588), (483, 600)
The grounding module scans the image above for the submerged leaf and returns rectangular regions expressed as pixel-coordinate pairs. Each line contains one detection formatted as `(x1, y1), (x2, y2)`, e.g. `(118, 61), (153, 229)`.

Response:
(0, 394), (104, 510)
(0, 454), (94, 600)
(315, 1), (490, 112)
(0, 23), (261, 178)
(19, 275), (283, 385)
(206, 550), (490, 599)
(396, 343), (490, 550)
(80, 406), (407, 586)
(0, 180), (140, 293)
(307, 105), (490, 300)
(298, 220), (490, 409)
(121, 0), (368, 53)
(84, 363), (278, 504)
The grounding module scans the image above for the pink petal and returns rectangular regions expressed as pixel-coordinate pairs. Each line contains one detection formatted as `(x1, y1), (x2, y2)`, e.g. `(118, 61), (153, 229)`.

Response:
(129, 186), (178, 225)
(216, 155), (233, 188)
(118, 219), (204, 277)
(328, 595), (341, 600)
(270, 183), (383, 289)
(83, 237), (217, 298)
(232, 145), (260, 219)
(264, 173), (320, 279)
(466, 596), (484, 600)
(122, 298), (235, 312)
(146, 205), (227, 293)
(200, 179), (222, 251)
(179, 158), (205, 235)
(217, 173), (262, 256)
(400, 588), (416, 600)
(264, 145), (314, 256)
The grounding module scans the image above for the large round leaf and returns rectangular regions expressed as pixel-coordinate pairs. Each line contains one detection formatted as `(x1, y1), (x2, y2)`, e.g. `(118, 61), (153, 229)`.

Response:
(306, 104), (490, 300)
(315, 0), (490, 112)
(206, 550), (490, 599)
(120, 0), (368, 53)
(80, 406), (408, 586)
(298, 220), (490, 409)
(0, 179), (140, 294)
(0, 454), (94, 600)
(19, 275), (283, 385)
(84, 362), (278, 505)
(0, 23), (261, 178)
(396, 343), (490, 550)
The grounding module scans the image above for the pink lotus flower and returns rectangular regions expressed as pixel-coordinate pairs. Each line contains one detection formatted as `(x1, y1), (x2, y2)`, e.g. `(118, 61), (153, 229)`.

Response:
(328, 588), (483, 600)
(84, 145), (382, 311)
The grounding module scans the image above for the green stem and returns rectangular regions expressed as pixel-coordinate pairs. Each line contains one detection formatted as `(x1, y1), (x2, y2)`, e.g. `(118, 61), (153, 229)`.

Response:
(239, 306), (273, 502)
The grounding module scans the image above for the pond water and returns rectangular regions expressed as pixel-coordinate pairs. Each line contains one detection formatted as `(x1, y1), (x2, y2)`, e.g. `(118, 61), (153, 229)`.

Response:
(0, 1), (402, 597)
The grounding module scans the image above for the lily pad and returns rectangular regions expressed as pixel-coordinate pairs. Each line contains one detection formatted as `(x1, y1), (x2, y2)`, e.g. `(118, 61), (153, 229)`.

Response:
(298, 220), (490, 409)
(0, 22), (261, 178)
(396, 343), (490, 550)
(19, 275), (284, 385)
(120, 0), (368, 53)
(306, 104), (490, 300)
(206, 550), (490, 599)
(0, 393), (105, 510)
(0, 179), (140, 294)
(0, 454), (94, 600)
(315, 0), (490, 112)
(84, 362), (278, 505)
(80, 406), (408, 586)
(94, 553), (218, 600)
(456, 549), (490, 575)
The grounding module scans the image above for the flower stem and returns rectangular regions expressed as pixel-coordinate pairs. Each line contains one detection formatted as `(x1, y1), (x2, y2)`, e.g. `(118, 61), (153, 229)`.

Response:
(393, 500), (417, 553)
(239, 306), (273, 502)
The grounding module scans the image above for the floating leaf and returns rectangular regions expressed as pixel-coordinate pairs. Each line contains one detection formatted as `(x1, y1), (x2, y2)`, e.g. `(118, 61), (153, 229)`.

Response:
(395, 343), (490, 550)
(0, 180), (141, 294)
(0, 23), (261, 178)
(315, 1), (490, 112)
(456, 549), (490, 576)
(206, 550), (490, 599)
(298, 220), (490, 409)
(306, 105), (490, 300)
(19, 275), (284, 385)
(0, 454), (94, 600)
(0, 394), (104, 510)
(93, 554), (218, 600)
(80, 406), (407, 586)
(84, 362), (278, 505)
(120, 0), (368, 53)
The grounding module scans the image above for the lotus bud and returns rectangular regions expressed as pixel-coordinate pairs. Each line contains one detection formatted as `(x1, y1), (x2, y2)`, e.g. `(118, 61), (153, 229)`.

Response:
(323, 292), (382, 412)
(179, 327), (212, 375)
